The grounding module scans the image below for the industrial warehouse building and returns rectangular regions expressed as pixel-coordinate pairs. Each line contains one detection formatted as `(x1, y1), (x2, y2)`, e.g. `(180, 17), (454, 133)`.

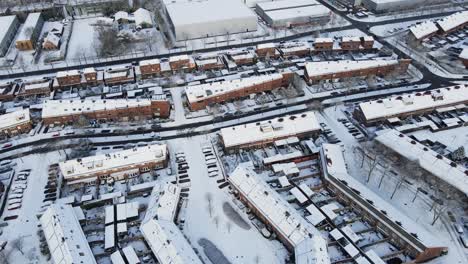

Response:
(0, 15), (19, 56)
(15, 12), (44, 50)
(256, 0), (331, 28)
(361, 0), (449, 13)
(164, 0), (257, 40)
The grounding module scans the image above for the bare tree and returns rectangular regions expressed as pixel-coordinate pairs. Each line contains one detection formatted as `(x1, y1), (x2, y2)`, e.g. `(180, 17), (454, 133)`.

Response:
(390, 171), (407, 200)
(0, 249), (11, 264)
(11, 237), (24, 255)
(213, 215), (220, 229)
(205, 192), (213, 217)
(254, 255), (261, 264)
(226, 221), (232, 233)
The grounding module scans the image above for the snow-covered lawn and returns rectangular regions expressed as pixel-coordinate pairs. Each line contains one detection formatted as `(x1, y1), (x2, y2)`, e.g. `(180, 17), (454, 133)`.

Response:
(172, 136), (289, 263)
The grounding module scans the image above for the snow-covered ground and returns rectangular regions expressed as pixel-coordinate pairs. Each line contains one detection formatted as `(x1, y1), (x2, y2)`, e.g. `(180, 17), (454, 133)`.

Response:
(0, 151), (64, 264)
(171, 136), (290, 263)
(320, 105), (468, 264)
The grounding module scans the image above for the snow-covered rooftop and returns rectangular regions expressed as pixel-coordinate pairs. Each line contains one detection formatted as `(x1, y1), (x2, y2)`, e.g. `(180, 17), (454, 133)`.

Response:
(17, 12), (42, 41)
(42, 98), (153, 118)
(155, 183), (181, 221)
(59, 144), (167, 183)
(229, 163), (330, 264)
(133, 8), (153, 26)
(56, 70), (80, 78)
(357, 85), (468, 122)
(140, 219), (203, 264)
(436, 11), (468, 33)
(40, 204), (97, 264)
(459, 48), (468, 60)
(264, 5), (330, 21)
(221, 111), (320, 149)
(0, 16), (17, 45)
(256, 0), (319, 10)
(0, 108), (30, 131)
(185, 73), (283, 103)
(409, 21), (438, 40)
(116, 202), (140, 221)
(140, 58), (160, 66)
(321, 144), (445, 248)
(257, 43), (276, 49)
(376, 129), (468, 196)
(305, 59), (399, 78)
(165, 0), (256, 29)
(314, 37), (333, 43)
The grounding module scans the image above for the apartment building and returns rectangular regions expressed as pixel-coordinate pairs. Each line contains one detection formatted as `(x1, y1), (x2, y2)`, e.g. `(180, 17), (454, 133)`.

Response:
(59, 144), (168, 185)
(42, 98), (170, 125)
(304, 59), (411, 84)
(0, 108), (32, 136)
(185, 73), (285, 110)
(220, 111), (320, 151)
(353, 85), (468, 125)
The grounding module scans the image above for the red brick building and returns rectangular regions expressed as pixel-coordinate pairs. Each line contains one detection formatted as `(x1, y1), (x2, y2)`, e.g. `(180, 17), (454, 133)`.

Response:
(139, 59), (161, 78)
(169, 55), (196, 71)
(185, 73), (286, 111)
(313, 38), (334, 51)
(340, 37), (361, 51)
(304, 59), (411, 84)
(56, 70), (82, 87)
(42, 99), (170, 125)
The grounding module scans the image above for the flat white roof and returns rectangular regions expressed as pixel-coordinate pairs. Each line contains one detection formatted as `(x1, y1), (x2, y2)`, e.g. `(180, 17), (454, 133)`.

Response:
(139, 58), (160, 66)
(42, 98), (153, 119)
(117, 202), (140, 221)
(436, 11), (468, 32)
(305, 204), (326, 226)
(321, 144), (443, 247)
(314, 37), (333, 43)
(305, 59), (399, 78)
(221, 111), (320, 149)
(229, 163), (330, 264)
(409, 21), (438, 40)
(40, 204), (97, 264)
(140, 219), (203, 264)
(56, 70), (80, 78)
(111, 251), (126, 264)
(265, 5), (330, 21)
(166, 0), (256, 28)
(17, 12), (42, 41)
(122, 246), (141, 264)
(0, 15), (17, 44)
(257, 43), (276, 49)
(59, 144), (167, 182)
(0, 108), (30, 131)
(376, 129), (468, 196)
(366, 250), (386, 264)
(133, 8), (153, 26)
(156, 183), (181, 221)
(185, 73), (283, 104)
(257, 0), (319, 10)
(459, 48), (468, 60)
(358, 85), (468, 122)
